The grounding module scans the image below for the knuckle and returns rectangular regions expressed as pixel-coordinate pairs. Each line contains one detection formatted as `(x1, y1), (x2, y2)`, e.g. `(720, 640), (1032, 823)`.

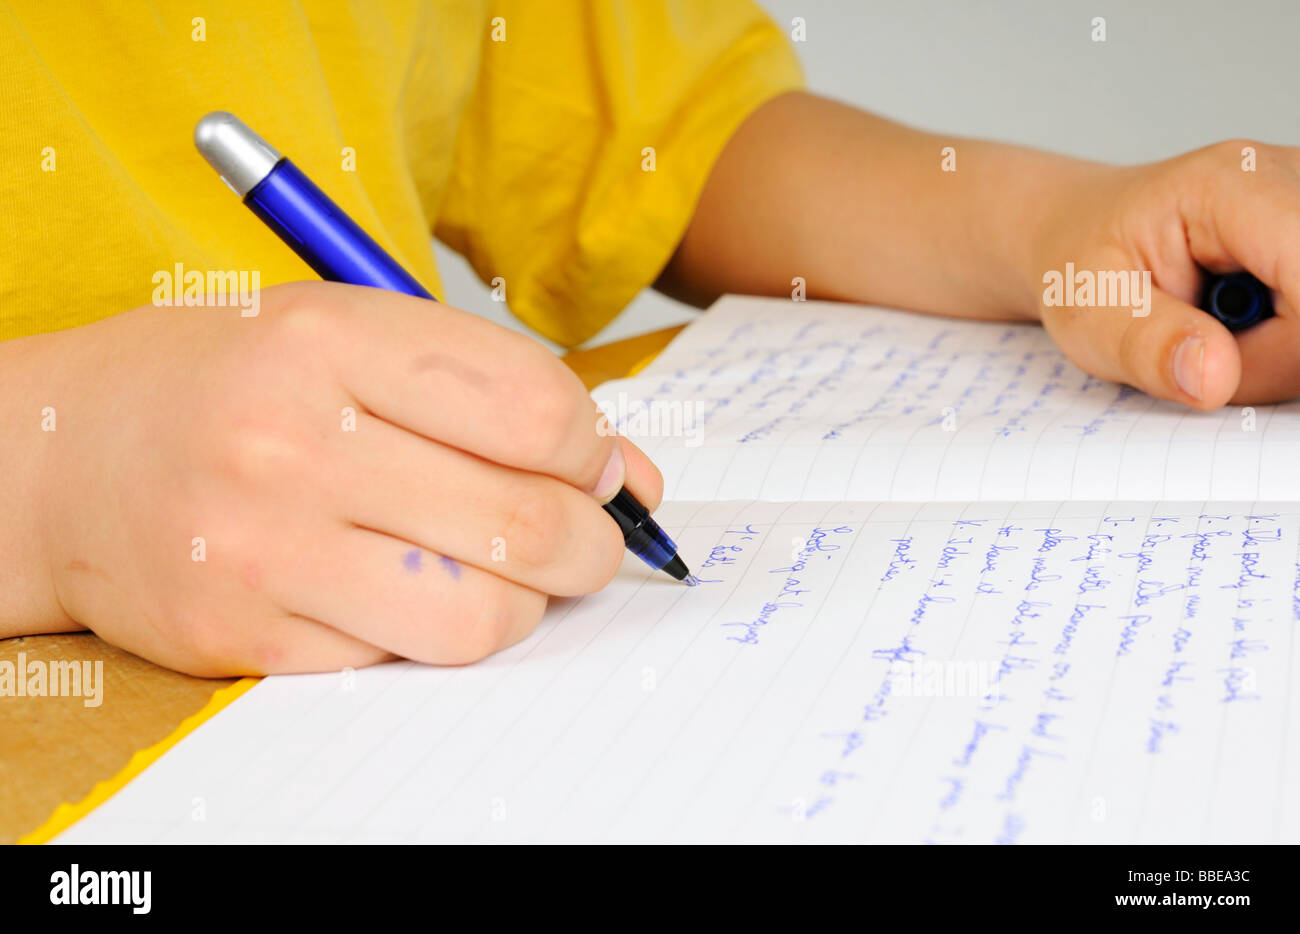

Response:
(261, 282), (345, 354)
(540, 499), (624, 597)
(447, 584), (516, 664)
(263, 280), (338, 317)
(502, 355), (585, 468)
(269, 311), (329, 357)
(501, 492), (568, 571)
(216, 422), (311, 490)
(512, 417), (570, 472)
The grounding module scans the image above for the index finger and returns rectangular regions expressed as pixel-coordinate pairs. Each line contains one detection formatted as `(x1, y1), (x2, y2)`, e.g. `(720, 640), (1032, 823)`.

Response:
(298, 282), (624, 497)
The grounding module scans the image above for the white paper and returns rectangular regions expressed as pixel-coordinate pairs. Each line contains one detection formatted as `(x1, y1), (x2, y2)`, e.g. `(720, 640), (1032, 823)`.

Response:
(62, 499), (1300, 843)
(59, 297), (1300, 843)
(594, 297), (1300, 503)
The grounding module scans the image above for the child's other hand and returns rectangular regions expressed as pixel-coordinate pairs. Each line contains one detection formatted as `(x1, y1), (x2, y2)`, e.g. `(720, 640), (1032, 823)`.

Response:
(1030, 139), (1300, 408)
(36, 282), (660, 675)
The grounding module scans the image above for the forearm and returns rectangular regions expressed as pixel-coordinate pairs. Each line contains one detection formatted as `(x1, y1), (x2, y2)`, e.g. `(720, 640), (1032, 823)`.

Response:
(0, 330), (77, 637)
(659, 91), (1111, 322)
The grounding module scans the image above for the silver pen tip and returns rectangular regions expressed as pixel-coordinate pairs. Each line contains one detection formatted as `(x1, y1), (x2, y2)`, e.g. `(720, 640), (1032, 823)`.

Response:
(194, 111), (282, 198)
(683, 574), (701, 587)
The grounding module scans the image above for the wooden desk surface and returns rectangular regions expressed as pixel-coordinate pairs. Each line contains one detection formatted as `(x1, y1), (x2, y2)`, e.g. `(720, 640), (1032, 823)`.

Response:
(0, 324), (685, 843)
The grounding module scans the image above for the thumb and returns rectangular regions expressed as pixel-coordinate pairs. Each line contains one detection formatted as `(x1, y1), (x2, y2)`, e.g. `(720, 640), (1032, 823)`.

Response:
(1042, 287), (1241, 410)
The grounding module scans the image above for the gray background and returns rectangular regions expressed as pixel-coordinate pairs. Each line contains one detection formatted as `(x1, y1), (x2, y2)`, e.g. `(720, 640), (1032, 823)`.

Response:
(433, 0), (1300, 351)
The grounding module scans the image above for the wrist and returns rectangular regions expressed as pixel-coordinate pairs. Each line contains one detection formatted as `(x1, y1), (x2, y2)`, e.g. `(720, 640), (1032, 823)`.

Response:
(0, 329), (80, 636)
(1005, 153), (1128, 323)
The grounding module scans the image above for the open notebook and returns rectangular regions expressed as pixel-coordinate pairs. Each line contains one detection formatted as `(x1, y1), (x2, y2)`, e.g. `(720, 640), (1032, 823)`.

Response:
(61, 297), (1300, 843)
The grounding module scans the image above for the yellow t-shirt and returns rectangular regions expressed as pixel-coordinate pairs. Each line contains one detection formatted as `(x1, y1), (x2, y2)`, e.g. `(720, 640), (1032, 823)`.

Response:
(0, 1), (802, 346)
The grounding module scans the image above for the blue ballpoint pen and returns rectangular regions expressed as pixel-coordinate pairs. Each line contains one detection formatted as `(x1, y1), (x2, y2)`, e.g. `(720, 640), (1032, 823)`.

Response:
(1200, 271), (1274, 332)
(194, 111), (696, 585)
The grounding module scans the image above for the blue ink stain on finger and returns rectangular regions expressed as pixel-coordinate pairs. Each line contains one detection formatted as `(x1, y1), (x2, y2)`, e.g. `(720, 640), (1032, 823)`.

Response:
(403, 549), (424, 573)
(439, 555), (461, 580)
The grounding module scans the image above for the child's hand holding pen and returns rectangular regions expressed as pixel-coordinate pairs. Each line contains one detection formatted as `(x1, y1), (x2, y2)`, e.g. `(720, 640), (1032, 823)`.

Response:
(662, 93), (1298, 410)
(6, 282), (663, 675)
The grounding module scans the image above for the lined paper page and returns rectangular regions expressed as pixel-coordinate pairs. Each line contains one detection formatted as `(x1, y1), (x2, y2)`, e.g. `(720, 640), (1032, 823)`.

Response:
(593, 297), (1300, 503)
(62, 499), (1300, 843)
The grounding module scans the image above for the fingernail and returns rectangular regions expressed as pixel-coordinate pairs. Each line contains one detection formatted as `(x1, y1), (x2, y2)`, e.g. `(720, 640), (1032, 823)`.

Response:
(1173, 337), (1204, 401)
(592, 444), (625, 503)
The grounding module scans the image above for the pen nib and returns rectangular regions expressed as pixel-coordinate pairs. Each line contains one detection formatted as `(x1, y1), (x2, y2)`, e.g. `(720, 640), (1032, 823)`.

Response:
(661, 553), (696, 585)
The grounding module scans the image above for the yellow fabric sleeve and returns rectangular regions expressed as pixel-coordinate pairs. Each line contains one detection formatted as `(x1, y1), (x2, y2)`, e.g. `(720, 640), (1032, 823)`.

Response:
(434, 0), (804, 346)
